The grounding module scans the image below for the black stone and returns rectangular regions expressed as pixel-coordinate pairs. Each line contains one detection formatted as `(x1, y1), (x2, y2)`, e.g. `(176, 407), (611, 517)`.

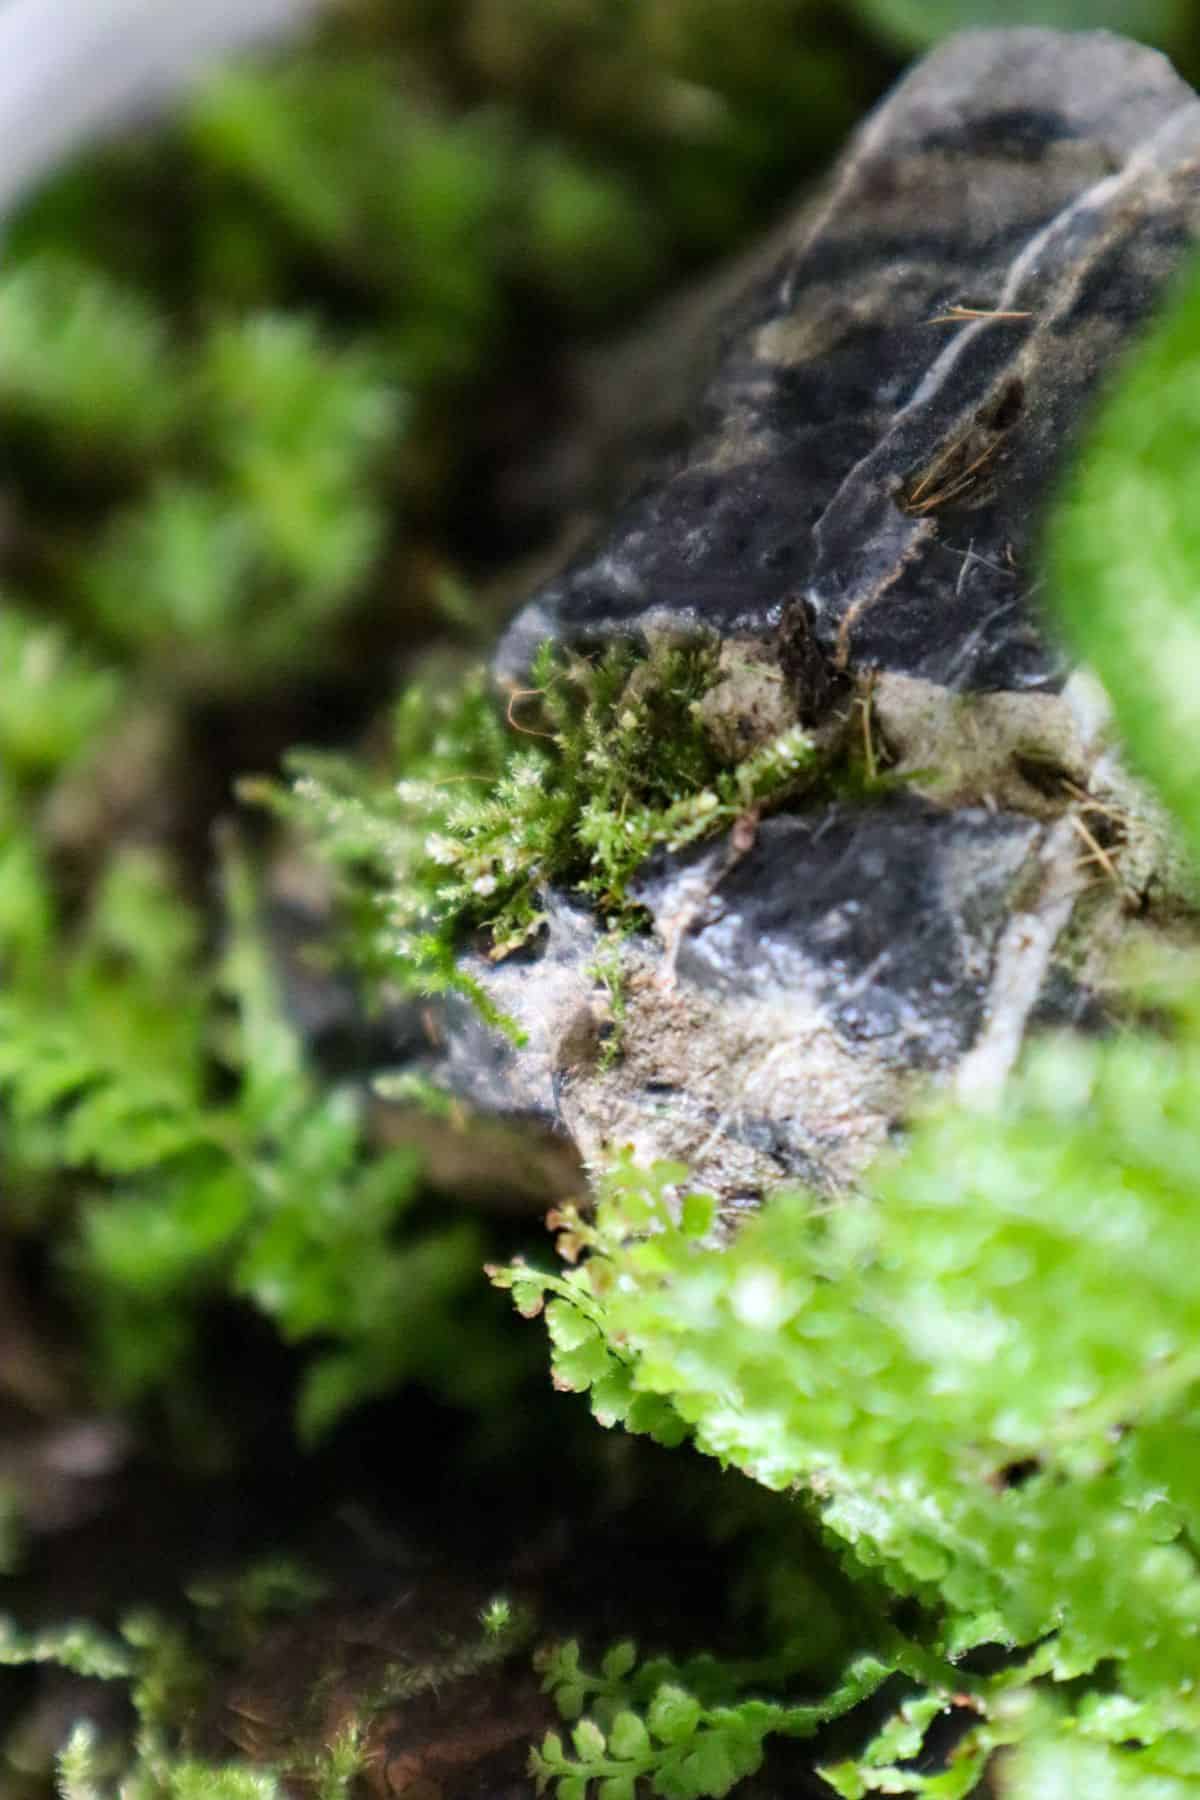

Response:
(496, 30), (1200, 699)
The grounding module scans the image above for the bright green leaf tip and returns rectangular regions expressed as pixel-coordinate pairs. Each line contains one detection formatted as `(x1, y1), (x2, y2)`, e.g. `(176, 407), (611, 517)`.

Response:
(1048, 251), (1200, 867)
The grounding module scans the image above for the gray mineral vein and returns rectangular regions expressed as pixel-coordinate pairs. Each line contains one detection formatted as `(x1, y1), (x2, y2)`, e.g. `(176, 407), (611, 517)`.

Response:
(420, 30), (1200, 1202)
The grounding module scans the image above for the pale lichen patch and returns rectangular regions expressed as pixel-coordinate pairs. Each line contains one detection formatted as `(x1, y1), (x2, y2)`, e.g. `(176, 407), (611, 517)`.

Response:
(554, 939), (916, 1200)
(870, 671), (1090, 816)
(692, 638), (800, 760)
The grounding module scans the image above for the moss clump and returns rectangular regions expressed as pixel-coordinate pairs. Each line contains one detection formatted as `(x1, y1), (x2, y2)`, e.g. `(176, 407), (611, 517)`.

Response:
(265, 637), (820, 1032)
(4, 1556), (540, 1800)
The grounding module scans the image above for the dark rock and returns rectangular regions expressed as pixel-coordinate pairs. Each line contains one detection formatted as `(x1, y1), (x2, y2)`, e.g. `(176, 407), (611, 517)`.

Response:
(496, 30), (1200, 695)
(656, 801), (1040, 1069)
(432, 31), (1200, 1198)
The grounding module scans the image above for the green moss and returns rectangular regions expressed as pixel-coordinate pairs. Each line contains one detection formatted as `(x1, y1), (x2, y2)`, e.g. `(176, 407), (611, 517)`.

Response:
(267, 637), (821, 1036)
(4, 1562), (536, 1800)
(5, 1588), (292, 1800)
(588, 931), (633, 1071)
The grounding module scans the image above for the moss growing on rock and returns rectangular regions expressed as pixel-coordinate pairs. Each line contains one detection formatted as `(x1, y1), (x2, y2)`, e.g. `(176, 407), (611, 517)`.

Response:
(268, 635), (826, 1032)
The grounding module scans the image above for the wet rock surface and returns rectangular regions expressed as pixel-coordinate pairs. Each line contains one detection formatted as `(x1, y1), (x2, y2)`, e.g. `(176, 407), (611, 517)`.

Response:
(430, 30), (1200, 1199)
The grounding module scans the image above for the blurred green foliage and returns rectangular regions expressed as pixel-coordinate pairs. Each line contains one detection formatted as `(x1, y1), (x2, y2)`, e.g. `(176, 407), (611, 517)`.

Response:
(0, 826), (514, 1446)
(4, 0), (883, 615)
(853, 0), (1186, 49)
(0, 608), (122, 788)
(0, 258), (400, 683)
(1050, 253), (1200, 865)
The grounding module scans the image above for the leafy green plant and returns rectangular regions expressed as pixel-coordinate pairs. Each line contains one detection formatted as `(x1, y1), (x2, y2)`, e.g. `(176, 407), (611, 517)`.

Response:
(0, 836), (509, 1443)
(530, 1638), (893, 1800)
(494, 1012), (1200, 1788)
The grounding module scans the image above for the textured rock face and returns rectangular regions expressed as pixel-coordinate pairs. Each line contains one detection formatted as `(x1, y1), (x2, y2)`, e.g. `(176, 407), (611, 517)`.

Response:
(435, 31), (1200, 1199)
(498, 30), (1200, 694)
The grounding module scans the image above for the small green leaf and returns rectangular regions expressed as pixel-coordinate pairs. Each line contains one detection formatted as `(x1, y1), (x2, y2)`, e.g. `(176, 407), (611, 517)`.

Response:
(548, 1305), (602, 1354)
(588, 1365), (636, 1429)
(625, 1393), (690, 1447)
(512, 1279), (547, 1319)
(815, 1763), (865, 1800)
(552, 1329), (617, 1393)
(601, 1641), (637, 1682)
(680, 1192), (717, 1240)
(677, 1737), (737, 1799)
(608, 1711), (650, 1760)
(647, 1685), (703, 1745)
(557, 1685), (587, 1722)
(572, 1718), (607, 1761)
(597, 1778), (636, 1800)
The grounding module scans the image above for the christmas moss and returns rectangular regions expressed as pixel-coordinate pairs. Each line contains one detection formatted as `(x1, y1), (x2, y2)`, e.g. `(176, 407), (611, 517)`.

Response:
(263, 636), (819, 1033)
(2, 1558), (535, 1800)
